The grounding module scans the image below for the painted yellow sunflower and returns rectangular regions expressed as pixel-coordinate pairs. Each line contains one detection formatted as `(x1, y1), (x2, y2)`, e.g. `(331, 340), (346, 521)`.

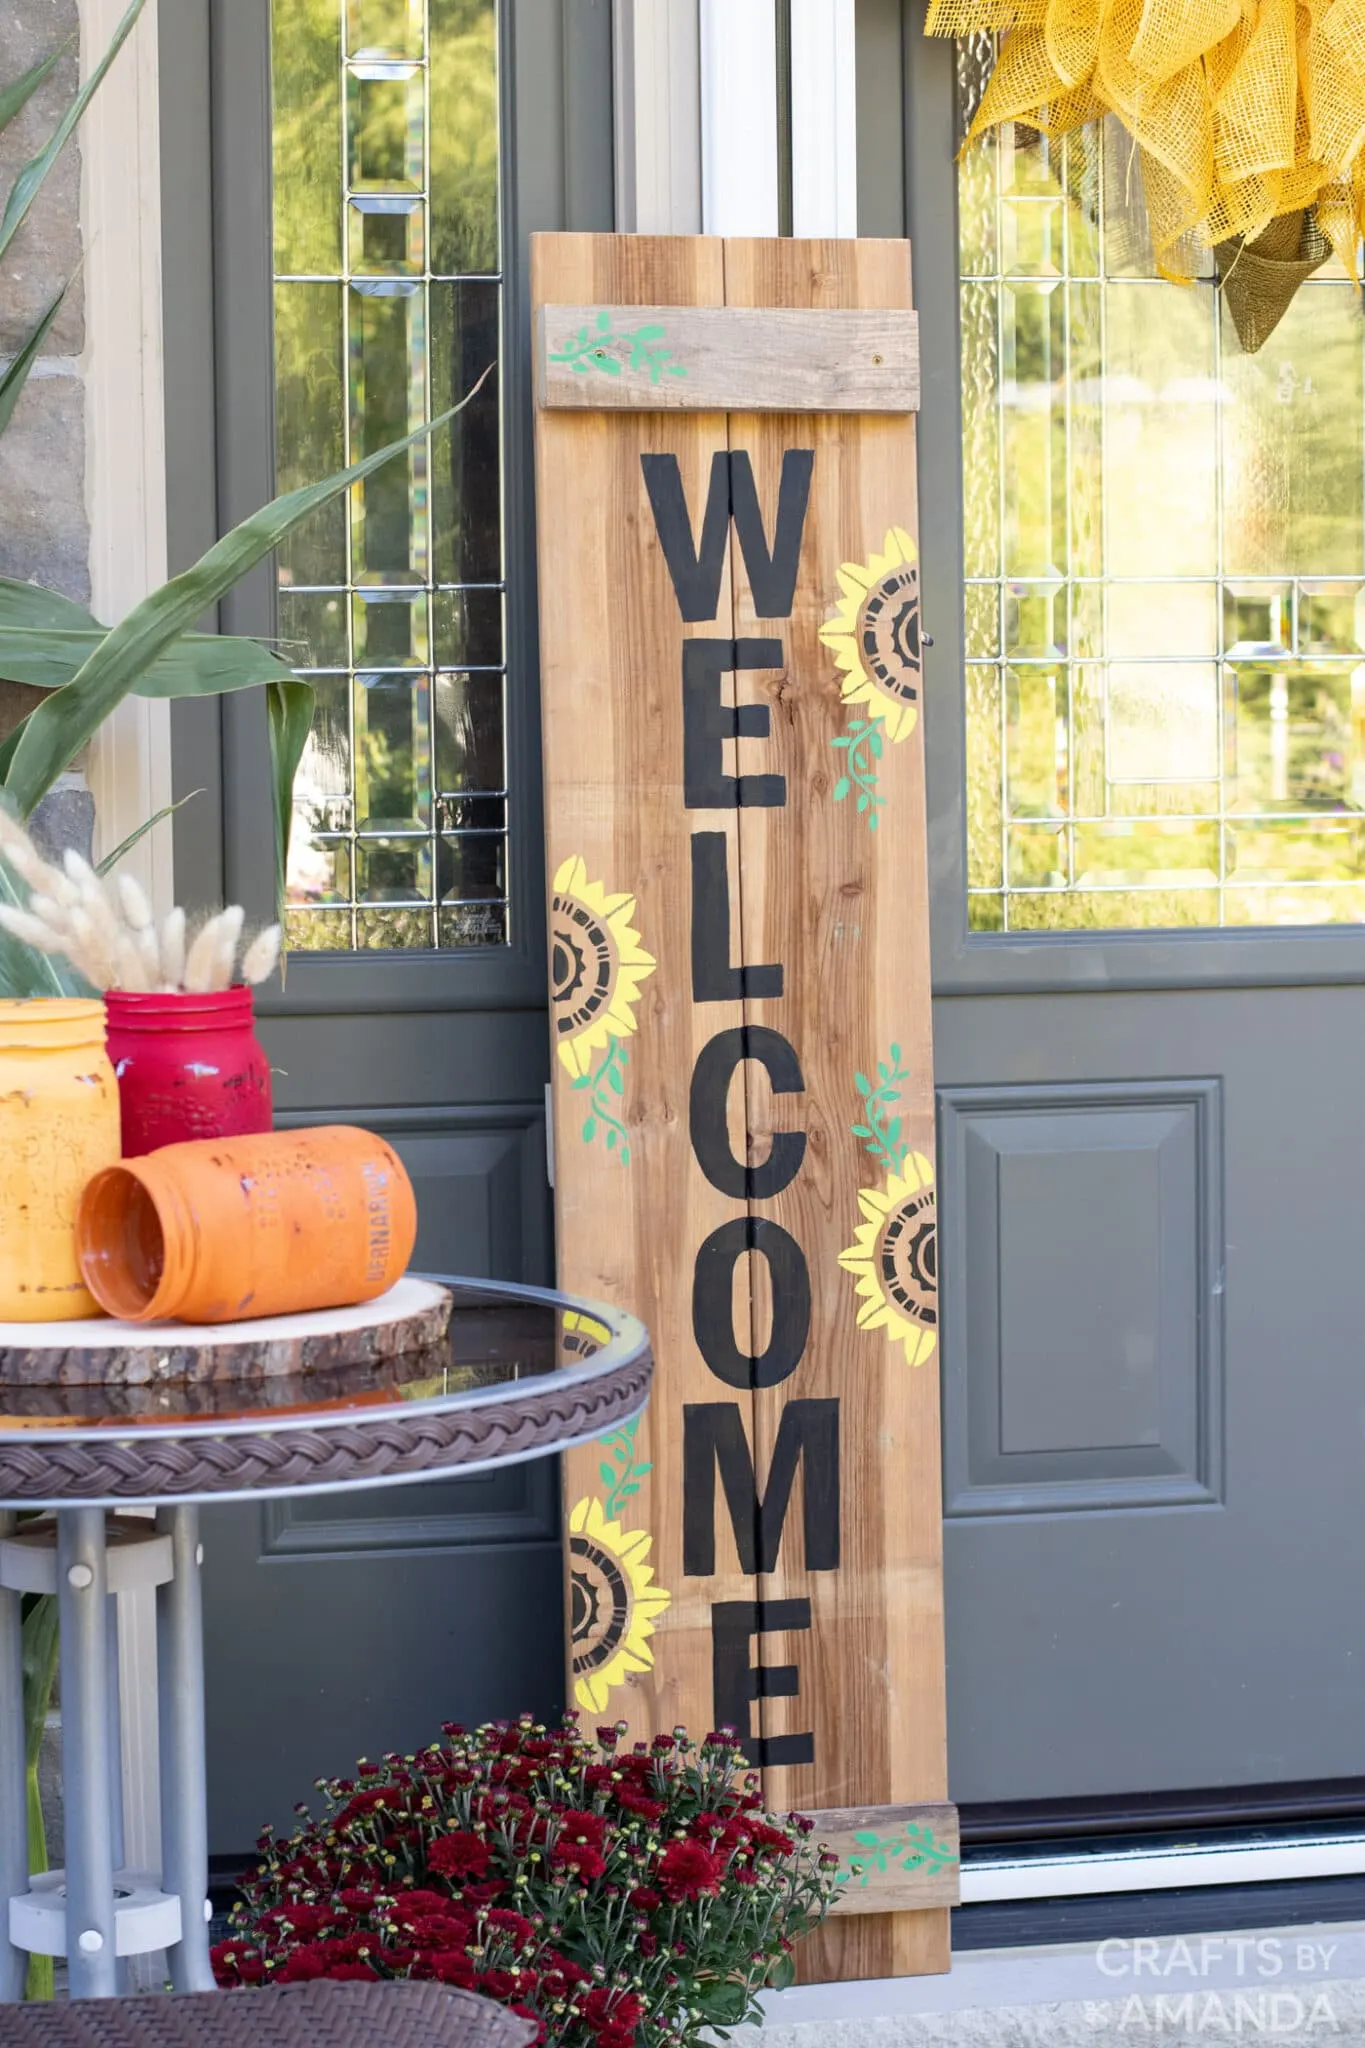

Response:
(550, 856), (657, 1080)
(819, 525), (923, 742)
(568, 1495), (672, 1715)
(838, 1149), (938, 1367)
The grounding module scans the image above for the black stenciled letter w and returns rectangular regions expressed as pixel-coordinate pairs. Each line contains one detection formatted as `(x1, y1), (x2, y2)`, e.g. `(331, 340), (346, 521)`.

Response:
(641, 449), (814, 624)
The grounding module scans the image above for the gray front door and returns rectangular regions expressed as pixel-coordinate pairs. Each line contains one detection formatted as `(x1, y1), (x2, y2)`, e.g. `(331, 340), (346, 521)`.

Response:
(896, 20), (1365, 1806)
(158, 0), (612, 1855)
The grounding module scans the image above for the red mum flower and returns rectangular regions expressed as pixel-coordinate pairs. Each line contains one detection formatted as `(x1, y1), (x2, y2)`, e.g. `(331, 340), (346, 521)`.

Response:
(485, 1908), (536, 1943)
(556, 1808), (608, 1845)
(655, 1839), (724, 1902)
(278, 1950), (325, 1983)
(323, 1963), (378, 1981)
(551, 1840), (606, 1880)
(628, 1885), (661, 1910)
(428, 1951), (478, 1989)
(428, 1831), (492, 1880)
(614, 1787), (665, 1822)
(747, 1822), (796, 1856)
(510, 2002), (547, 2048)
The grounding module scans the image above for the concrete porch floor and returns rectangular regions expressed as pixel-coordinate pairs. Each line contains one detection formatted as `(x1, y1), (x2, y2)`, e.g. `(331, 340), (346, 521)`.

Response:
(735, 1922), (1365, 2043)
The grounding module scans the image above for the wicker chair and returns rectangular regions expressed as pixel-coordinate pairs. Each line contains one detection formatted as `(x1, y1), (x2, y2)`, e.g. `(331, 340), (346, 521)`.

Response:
(0, 1980), (537, 2048)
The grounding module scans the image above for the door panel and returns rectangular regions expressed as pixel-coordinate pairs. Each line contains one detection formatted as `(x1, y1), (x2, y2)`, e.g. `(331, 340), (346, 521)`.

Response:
(937, 986), (1365, 1802)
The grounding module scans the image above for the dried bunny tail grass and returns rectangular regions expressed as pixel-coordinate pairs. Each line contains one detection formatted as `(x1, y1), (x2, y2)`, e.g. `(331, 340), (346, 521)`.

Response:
(183, 907), (243, 993)
(0, 906), (72, 956)
(59, 907), (115, 990)
(116, 874), (154, 932)
(0, 807), (62, 896)
(240, 924), (281, 987)
(159, 906), (186, 989)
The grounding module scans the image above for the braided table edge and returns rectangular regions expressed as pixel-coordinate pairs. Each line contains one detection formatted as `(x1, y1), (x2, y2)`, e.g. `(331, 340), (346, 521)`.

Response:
(0, 1356), (652, 1502)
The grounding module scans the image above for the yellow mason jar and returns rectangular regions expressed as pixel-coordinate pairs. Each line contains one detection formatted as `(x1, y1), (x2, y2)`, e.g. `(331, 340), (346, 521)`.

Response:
(0, 999), (120, 1322)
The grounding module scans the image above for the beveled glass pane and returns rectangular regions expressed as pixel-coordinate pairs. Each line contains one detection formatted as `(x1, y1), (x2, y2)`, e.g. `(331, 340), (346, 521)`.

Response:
(1107, 665), (1219, 784)
(1002, 282), (1066, 579)
(353, 591), (428, 665)
(1224, 583), (1291, 657)
(274, 284), (346, 588)
(431, 284), (501, 583)
(1002, 197), (1063, 279)
(277, 590), (349, 671)
(272, 0), (342, 273)
(1005, 584), (1065, 658)
(1006, 666), (1068, 817)
(439, 902), (507, 947)
(347, 66), (423, 190)
(287, 835), (352, 907)
(1068, 282), (1102, 577)
(1223, 882), (1365, 926)
(1103, 281), (1217, 578)
(355, 672), (431, 827)
(1008, 823), (1067, 887)
(293, 675), (353, 816)
(960, 280), (1000, 580)
(955, 45), (996, 280)
(429, 0), (498, 275)
(1074, 820), (1219, 886)
(1299, 584), (1365, 655)
(348, 0), (423, 59)
(1061, 129), (1101, 280)
(439, 832), (504, 901)
(1223, 285), (1364, 579)
(967, 893), (1005, 933)
(434, 669), (504, 790)
(1228, 662), (1363, 813)
(356, 835), (433, 901)
(349, 285), (427, 580)
(436, 793), (505, 831)
(433, 588), (502, 667)
(348, 198), (425, 275)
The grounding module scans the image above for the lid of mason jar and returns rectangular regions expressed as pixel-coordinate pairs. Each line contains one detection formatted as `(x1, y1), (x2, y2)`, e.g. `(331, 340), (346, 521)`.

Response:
(103, 986), (255, 1029)
(0, 998), (107, 1049)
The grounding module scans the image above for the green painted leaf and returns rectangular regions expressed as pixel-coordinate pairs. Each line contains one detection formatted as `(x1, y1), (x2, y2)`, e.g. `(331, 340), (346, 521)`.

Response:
(868, 810), (879, 830)
(890, 1042), (902, 1062)
(851, 1123), (873, 1139)
(856, 792), (869, 812)
(595, 308), (610, 330)
(3, 378), (487, 816)
(869, 727), (884, 757)
(832, 775), (851, 801)
(605, 1127), (617, 1149)
(582, 1117), (597, 1142)
(599, 1463), (614, 1487)
(0, 283), (67, 443)
(631, 324), (664, 341)
(886, 1117), (902, 1144)
(0, 0), (147, 268)
(596, 354), (622, 375)
(618, 1481), (639, 1497)
(854, 1072), (870, 1096)
(619, 1146), (630, 1164)
(608, 1066), (624, 1095)
(570, 359), (591, 374)
(663, 363), (687, 378)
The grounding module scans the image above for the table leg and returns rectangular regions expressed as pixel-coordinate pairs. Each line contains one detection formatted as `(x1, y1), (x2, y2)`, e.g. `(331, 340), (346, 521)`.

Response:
(57, 1509), (117, 1999)
(156, 1504), (214, 1992)
(0, 1514), (27, 2003)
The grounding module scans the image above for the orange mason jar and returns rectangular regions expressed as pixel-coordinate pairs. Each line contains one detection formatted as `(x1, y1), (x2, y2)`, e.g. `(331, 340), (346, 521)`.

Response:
(76, 1126), (416, 1325)
(0, 998), (121, 1322)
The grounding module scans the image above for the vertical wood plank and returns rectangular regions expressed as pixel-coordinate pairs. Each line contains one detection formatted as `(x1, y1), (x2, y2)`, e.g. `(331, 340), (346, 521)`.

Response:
(533, 232), (745, 1748)
(721, 237), (949, 1981)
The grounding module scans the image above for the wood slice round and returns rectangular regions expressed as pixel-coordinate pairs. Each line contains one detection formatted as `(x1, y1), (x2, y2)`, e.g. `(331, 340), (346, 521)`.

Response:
(0, 1278), (452, 1387)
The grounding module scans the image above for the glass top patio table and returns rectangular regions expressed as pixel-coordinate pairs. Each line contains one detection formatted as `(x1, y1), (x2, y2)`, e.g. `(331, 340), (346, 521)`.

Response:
(0, 1278), (652, 1512)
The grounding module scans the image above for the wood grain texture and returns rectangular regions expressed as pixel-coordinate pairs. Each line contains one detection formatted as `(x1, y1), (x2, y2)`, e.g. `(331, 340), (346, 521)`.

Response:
(811, 1804), (960, 1916)
(533, 232), (741, 1747)
(723, 237), (947, 1982)
(538, 304), (919, 412)
(534, 233), (949, 1984)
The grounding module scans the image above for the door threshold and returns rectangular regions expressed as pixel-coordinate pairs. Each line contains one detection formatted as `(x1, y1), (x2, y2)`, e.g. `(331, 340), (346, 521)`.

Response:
(963, 1823), (1365, 1902)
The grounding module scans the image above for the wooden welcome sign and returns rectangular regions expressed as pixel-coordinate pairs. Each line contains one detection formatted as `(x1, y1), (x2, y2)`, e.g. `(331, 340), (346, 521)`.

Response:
(532, 235), (953, 1982)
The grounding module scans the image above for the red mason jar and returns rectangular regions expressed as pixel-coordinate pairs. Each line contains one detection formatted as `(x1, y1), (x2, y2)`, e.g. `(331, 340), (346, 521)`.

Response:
(104, 987), (273, 1158)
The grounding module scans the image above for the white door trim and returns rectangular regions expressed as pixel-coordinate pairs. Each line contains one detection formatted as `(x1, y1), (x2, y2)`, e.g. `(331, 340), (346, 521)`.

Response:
(698, 0), (779, 235)
(78, 0), (175, 921)
(790, 0), (858, 235)
(612, 0), (703, 234)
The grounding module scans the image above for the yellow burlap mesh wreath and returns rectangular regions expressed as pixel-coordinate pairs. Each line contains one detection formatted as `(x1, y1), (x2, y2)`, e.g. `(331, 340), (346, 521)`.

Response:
(924, 0), (1365, 348)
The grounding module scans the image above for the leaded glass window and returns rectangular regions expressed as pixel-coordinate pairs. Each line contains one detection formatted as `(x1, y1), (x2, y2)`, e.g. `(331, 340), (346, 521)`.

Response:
(270, 0), (506, 952)
(958, 36), (1365, 933)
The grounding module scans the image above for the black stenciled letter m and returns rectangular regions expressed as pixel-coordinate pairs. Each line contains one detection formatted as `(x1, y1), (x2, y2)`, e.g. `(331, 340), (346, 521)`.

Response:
(642, 449), (814, 623)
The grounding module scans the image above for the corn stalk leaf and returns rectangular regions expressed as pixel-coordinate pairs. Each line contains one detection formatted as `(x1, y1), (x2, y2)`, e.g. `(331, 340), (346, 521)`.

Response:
(0, 850), (87, 998)
(96, 789), (204, 877)
(0, 624), (294, 697)
(0, 45), (66, 140)
(266, 680), (315, 915)
(0, 0), (147, 266)
(21, 1592), (58, 2000)
(0, 283), (67, 442)
(3, 365), (491, 817)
